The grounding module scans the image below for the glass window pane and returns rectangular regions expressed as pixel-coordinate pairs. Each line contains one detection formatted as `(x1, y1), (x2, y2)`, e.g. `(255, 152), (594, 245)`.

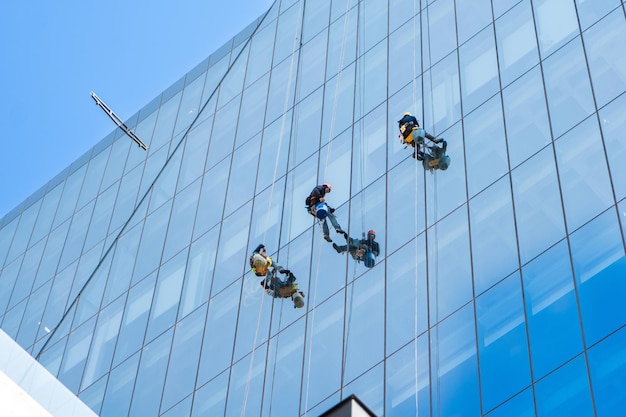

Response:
(588, 326), (626, 417)
(326, 8), (357, 81)
(212, 203), (251, 294)
(128, 329), (173, 417)
(425, 53), (462, 134)
(569, 209), (626, 345)
(245, 21), (275, 87)
(464, 96), (508, 197)
(469, 177), (518, 294)
(273, 5), (301, 66)
(144, 249), (187, 343)
(485, 389), (534, 417)
(555, 117), (614, 232)
(224, 345), (267, 417)
(600, 94), (626, 201)
(535, 355), (593, 416)
(386, 336), (431, 417)
(433, 304), (480, 417)
(361, 0), (387, 53)
(6, 200), (41, 264)
(81, 296), (124, 389)
(321, 63), (355, 142)
(179, 231), (216, 318)
(301, 292), (344, 409)
(232, 276), (270, 363)
(31, 183), (63, 246)
(344, 266), (384, 383)
(456, 0), (492, 45)
(292, 90), (323, 166)
(173, 74), (205, 137)
(533, 0), (579, 56)
(542, 37), (595, 139)
(177, 116), (211, 192)
(495, 0), (540, 88)
(426, 0), (457, 65)
(583, 9), (626, 108)
(57, 317), (96, 392)
(359, 41), (387, 117)
(261, 319), (305, 417)
(100, 140), (130, 194)
(34, 220), (71, 290)
(511, 148), (566, 264)
(109, 165), (141, 234)
(388, 15), (421, 97)
(236, 74), (269, 146)
(191, 371), (229, 417)
(302, 0), (329, 44)
(163, 180), (200, 263)
(352, 104), (387, 191)
(53, 164), (87, 229)
(15, 279), (51, 350)
(523, 241), (584, 379)
(224, 139), (260, 216)
(101, 352), (140, 417)
(502, 67), (551, 168)
(193, 158), (229, 239)
(459, 25), (499, 115)
(217, 55), (246, 109)
(58, 201), (95, 272)
(197, 283), (240, 385)
(133, 201), (171, 283)
(386, 236), (428, 354)
(161, 307), (205, 412)
(477, 273), (531, 412)
(343, 363), (384, 416)
(206, 97), (238, 171)
(0, 217), (19, 268)
(429, 206), (472, 320)
(575, 0), (621, 30)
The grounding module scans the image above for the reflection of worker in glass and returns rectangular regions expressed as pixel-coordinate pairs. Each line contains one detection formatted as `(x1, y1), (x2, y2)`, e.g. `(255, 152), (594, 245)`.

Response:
(306, 183), (346, 242)
(333, 230), (381, 268)
(249, 244), (304, 308)
(398, 112), (450, 171)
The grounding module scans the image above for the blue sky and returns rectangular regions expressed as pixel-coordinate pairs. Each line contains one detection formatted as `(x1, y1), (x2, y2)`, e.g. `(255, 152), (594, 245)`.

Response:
(0, 0), (274, 218)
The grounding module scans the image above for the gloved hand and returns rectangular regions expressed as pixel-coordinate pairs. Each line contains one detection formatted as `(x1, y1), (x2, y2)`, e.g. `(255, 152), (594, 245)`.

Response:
(329, 207), (335, 213)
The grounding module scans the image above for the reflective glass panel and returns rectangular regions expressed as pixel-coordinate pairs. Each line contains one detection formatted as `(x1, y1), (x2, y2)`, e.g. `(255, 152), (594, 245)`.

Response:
(425, 53), (462, 134)
(428, 206), (472, 320)
(484, 388), (534, 417)
(554, 117), (614, 232)
(245, 21), (275, 87)
(576, 0), (621, 30)
(224, 345), (267, 417)
(100, 352), (141, 417)
(432, 304), (480, 417)
(455, 0), (492, 45)
(160, 306), (205, 412)
(162, 179), (200, 263)
(358, 40), (387, 118)
(191, 371), (229, 417)
(600, 94), (626, 201)
(582, 9), (626, 108)
(533, 0), (579, 57)
(179, 231), (216, 318)
(495, 0), (540, 88)
(469, 177), (518, 294)
(361, 0), (387, 53)
(502, 67), (551, 168)
(459, 25), (499, 115)
(542, 37), (595, 139)
(343, 265), (384, 383)
(511, 147), (566, 265)
(464, 96), (508, 197)
(144, 249), (187, 344)
(535, 355), (593, 416)
(299, 28), (328, 100)
(523, 240), (583, 379)
(236, 74), (270, 146)
(128, 329), (173, 417)
(197, 283), (240, 385)
(426, 0), (457, 65)
(388, 15), (421, 97)
(569, 209), (626, 346)
(588, 326), (626, 417)
(477, 273), (531, 412)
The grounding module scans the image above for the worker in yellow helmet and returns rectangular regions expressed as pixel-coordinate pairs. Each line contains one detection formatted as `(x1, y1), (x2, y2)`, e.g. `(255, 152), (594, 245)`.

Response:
(397, 112), (450, 171)
(249, 244), (304, 308)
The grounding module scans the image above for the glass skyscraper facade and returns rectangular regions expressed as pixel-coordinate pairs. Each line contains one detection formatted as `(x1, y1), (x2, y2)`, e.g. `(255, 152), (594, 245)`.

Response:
(1, 0), (626, 416)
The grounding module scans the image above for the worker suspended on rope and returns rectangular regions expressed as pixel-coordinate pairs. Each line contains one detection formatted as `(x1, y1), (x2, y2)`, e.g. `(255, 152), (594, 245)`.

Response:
(250, 244), (305, 308)
(398, 112), (451, 171)
(333, 229), (380, 268)
(305, 184), (347, 243)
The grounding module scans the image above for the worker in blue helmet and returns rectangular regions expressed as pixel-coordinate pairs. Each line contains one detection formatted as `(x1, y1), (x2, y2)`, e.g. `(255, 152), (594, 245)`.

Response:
(333, 230), (381, 268)
(305, 183), (346, 242)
